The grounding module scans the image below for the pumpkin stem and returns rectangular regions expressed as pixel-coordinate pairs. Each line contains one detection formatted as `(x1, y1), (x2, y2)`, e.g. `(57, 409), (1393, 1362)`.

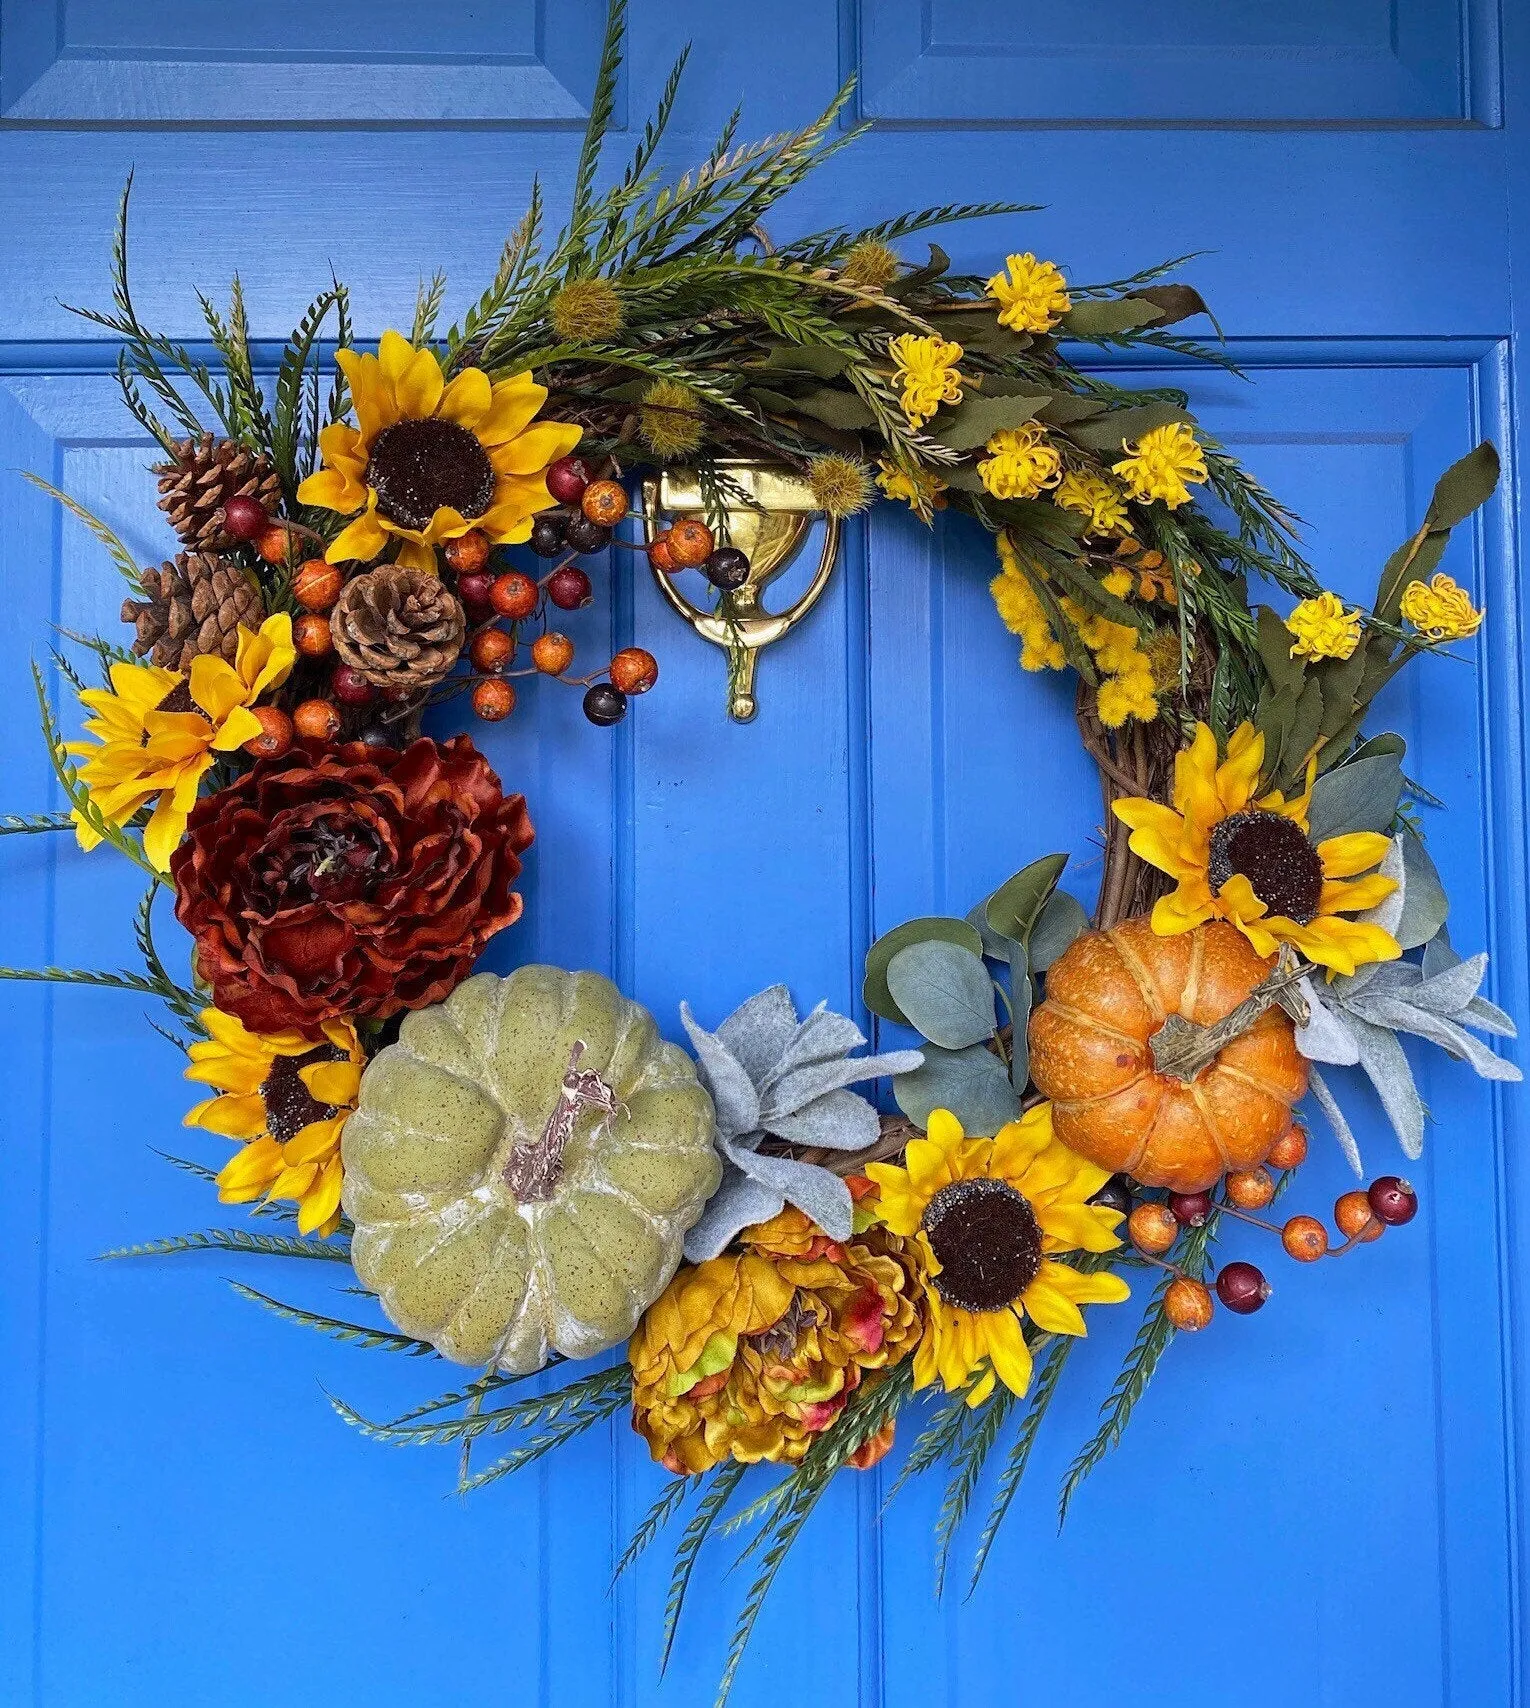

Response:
(505, 1039), (624, 1201)
(1148, 948), (1311, 1082)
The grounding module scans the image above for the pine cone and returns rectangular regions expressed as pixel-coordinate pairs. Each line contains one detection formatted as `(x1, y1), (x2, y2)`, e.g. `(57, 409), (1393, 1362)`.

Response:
(153, 434), (283, 552)
(121, 552), (265, 671)
(330, 567), (466, 692)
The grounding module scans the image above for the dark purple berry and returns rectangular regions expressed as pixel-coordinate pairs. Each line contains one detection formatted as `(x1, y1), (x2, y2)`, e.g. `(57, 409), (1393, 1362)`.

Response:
(582, 683), (628, 727)
(1168, 1191), (1213, 1228)
(529, 514), (567, 558)
(1089, 1175), (1133, 1219)
(1215, 1261), (1271, 1315)
(704, 546), (750, 591)
(563, 513), (611, 554)
(1367, 1175), (1418, 1227)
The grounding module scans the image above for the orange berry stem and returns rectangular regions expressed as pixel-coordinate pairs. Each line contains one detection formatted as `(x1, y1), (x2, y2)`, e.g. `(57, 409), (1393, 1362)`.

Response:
(1214, 1202), (1286, 1237)
(1325, 1219), (1380, 1258)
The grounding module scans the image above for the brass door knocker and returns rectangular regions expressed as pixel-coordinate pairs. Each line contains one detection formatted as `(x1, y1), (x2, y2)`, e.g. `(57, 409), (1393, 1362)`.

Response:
(641, 462), (840, 722)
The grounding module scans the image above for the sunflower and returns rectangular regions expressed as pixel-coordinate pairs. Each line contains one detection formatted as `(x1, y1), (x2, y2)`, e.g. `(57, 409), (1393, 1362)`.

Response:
(1113, 721), (1402, 976)
(867, 1106), (1129, 1408)
(297, 331), (583, 571)
(66, 615), (294, 871)
(185, 1007), (364, 1236)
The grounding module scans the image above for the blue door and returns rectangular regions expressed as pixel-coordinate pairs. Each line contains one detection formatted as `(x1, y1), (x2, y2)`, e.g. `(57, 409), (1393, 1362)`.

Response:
(2, 4), (1526, 1704)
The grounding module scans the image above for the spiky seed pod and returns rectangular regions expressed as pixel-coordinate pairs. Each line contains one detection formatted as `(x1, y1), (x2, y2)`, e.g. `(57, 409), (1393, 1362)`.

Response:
(549, 277), (626, 343)
(121, 552), (264, 670)
(638, 379), (705, 459)
(808, 455), (875, 519)
(152, 434), (283, 552)
(330, 566), (466, 692)
(840, 240), (901, 290)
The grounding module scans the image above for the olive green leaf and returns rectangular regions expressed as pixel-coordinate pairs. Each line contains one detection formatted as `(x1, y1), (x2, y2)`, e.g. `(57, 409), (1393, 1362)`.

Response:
(1062, 299), (1164, 338)
(1072, 402), (1193, 453)
(985, 853), (1069, 947)
(929, 391), (1053, 452)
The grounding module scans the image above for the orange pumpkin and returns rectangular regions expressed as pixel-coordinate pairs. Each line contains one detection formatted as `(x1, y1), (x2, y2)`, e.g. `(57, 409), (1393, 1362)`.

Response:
(1028, 916), (1308, 1194)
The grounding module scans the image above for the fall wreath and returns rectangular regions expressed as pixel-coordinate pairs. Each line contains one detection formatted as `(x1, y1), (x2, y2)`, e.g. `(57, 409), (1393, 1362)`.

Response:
(3, 5), (1515, 1700)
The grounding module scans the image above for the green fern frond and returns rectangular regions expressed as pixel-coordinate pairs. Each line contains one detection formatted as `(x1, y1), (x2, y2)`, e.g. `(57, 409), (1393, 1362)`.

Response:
(660, 1462), (747, 1673)
(228, 1281), (437, 1354)
(100, 1227), (351, 1262)
(933, 1386), (1019, 1595)
(23, 475), (143, 587)
(613, 1471), (696, 1583)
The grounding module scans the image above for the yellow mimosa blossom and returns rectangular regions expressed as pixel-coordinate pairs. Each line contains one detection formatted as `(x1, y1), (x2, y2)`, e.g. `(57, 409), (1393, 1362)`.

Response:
(867, 1106), (1129, 1408)
(185, 1008), (364, 1237)
(1113, 721), (1403, 976)
(876, 458), (948, 514)
(1399, 573), (1483, 643)
(1113, 422), (1208, 509)
(298, 331), (582, 571)
(1060, 596), (1159, 727)
(889, 334), (964, 429)
(986, 253), (1072, 334)
(978, 421), (1063, 500)
(991, 533), (1064, 671)
(66, 615), (294, 872)
(1055, 470), (1133, 538)
(1286, 592), (1363, 662)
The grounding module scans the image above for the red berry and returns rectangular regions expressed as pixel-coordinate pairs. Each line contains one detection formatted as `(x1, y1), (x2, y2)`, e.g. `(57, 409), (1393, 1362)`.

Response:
(444, 530), (490, 573)
(546, 455), (593, 507)
(547, 567), (593, 611)
(1168, 1191), (1213, 1228)
(332, 665), (376, 707)
(609, 646), (658, 695)
(1368, 1176), (1418, 1227)
(1215, 1261), (1271, 1315)
(456, 571), (494, 613)
(491, 572), (539, 621)
(221, 494), (268, 542)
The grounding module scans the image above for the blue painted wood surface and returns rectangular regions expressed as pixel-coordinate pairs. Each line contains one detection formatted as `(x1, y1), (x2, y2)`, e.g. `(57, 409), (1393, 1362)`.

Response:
(1, 3), (1527, 1704)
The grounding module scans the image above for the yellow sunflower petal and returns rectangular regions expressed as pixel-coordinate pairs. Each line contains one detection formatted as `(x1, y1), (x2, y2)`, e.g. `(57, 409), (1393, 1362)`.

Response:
(300, 1060), (362, 1106)
(1316, 831), (1393, 878)
(1318, 873), (1398, 915)
(297, 1157), (344, 1235)
(283, 1116), (346, 1168)
(336, 348), (397, 441)
(1042, 1261), (1131, 1307)
(490, 419), (586, 477)
(142, 791), (192, 872)
(392, 342), (446, 419)
(328, 509), (390, 565)
(981, 1308), (1034, 1398)
(1018, 1274), (1088, 1336)
(1172, 722), (1222, 820)
(477, 372), (552, 445)
(436, 368), (493, 429)
(1035, 1201), (1123, 1253)
(185, 1092), (267, 1138)
(296, 466), (361, 514)
(392, 536), (439, 572)
(1150, 887), (1215, 935)
(216, 1137), (284, 1197)
(1216, 722), (1266, 813)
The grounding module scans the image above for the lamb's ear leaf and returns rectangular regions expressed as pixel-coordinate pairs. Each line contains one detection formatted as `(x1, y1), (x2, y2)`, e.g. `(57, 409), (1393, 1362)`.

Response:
(1307, 1067), (1364, 1178)
(1394, 829), (1449, 951)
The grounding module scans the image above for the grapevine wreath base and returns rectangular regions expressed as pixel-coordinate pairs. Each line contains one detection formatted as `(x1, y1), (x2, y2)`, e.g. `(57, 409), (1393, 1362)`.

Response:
(2, 7), (1518, 1700)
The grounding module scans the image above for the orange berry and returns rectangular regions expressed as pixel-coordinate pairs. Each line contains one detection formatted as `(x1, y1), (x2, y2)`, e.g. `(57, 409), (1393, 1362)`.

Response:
(1164, 1278), (1214, 1332)
(1282, 1215), (1329, 1263)
(1335, 1190), (1383, 1244)
(293, 558), (344, 613)
(470, 628), (514, 673)
(667, 517), (715, 568)
(241, 704), (293, 761)
(1225, 1167), (1275, 1210)
(648, 533), (677, 574)
(1128, 1202), (1178, 1257)
(255, 523), (291, 566)
(293, 612), (334, 657)
(490, 572), (539, 621)
(609, 647), (659, 695)
(292, 698), (341, 742)
(532, 632), (575, 675)
(1267, 1125), (1309, 1171)
(472, 678), (516, 721)
(444, 530), (490, 573)
(581, 479), (629, 528)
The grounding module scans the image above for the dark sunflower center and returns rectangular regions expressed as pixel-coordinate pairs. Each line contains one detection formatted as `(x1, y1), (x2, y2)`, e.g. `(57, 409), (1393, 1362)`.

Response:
(365, 418), (495, 532)
(144, 679), (208, 744)
(260, 1044), (344, 1143)
(1206, 808), (1324, 925)
(921, 1177), (1042, 1313)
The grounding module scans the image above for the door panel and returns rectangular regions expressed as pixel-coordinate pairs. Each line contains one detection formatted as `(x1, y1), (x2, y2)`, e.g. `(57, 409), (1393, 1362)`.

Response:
(1, 3), (1525, 1705)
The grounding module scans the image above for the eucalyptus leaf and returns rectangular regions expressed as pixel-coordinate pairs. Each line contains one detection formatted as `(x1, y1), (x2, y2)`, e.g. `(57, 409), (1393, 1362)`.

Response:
(985, 853), (1068, 947)
(894, 1043), (1022, 1133)
(886, 940), (997, 1050)
(1306, 750), (1404, 842)
(1008, 941), (1031, 1092)
(966, 899), (1010, 960)
(864, 916), (983, 1025)
(1028, 888), (1090, 973)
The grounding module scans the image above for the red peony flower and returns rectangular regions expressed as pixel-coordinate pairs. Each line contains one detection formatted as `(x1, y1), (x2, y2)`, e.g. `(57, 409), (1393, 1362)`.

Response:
(171, 737), (533, 1034)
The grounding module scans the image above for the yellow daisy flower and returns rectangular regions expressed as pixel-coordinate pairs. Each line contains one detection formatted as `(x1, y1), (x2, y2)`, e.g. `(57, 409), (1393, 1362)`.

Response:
(1112, 721), (1402, 976)
(185, 1007), (365, 1236)
(1055, 470), (1133, 538)
(1113, 422), (1208, 509)
(977, 421), (1063, 501)
(1286, 592), (1362, 662)
(867, 1106), (1129, 1408)
(1399, 572), (1483, 643)
(297, 331), (583, 572)
(66, 615), (294, 871)
(985, 253), (1071, 334)
(888, 334), (964, 429)
(875, 458), (948, 513)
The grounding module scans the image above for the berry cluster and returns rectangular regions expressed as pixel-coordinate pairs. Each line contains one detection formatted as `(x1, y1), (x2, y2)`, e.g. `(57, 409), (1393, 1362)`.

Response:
(646, 517), (753, 592)
(1107, 1127), (1421, 1332)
